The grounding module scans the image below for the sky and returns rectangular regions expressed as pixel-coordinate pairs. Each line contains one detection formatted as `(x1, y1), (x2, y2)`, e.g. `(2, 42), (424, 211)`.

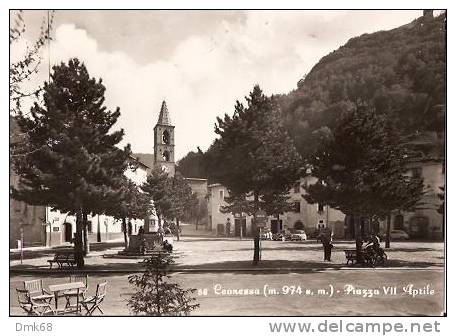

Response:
(10, 10), (424, 161)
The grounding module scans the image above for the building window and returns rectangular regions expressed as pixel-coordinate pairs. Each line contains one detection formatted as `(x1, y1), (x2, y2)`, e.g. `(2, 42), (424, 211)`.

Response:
(88, 221), (93, 234)
(293, 182), (300, 193)
(162, 130), (170, 145)
(219, 190), (224, 200)
(318, 203), (324, 213)
(293, 202), (301, 213)
(162, 150), (170, 162)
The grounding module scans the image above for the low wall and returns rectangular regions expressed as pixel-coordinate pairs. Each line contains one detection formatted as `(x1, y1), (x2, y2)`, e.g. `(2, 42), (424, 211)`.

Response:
(88, 232), (123, 243)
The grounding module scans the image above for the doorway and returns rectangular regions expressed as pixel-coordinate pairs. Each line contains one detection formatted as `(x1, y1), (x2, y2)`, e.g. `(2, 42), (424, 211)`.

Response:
(63, 222), (73, 242)
(409, 216), (429, 239)
(270, 220), (283, 234)
(234, 218), (246, 237)
(394, 215), (404, 230)
(294, 220), (304, 230)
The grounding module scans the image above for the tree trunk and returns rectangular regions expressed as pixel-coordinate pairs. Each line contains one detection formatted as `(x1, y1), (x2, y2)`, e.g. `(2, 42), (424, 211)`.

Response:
(385, 213), (391, 248)
(176, 218), (180, 241)
(74, 209), (85, 269)
(253, 235), (260, 265)
(354, 215), (364, 263)
(157, 214), (162, 229)
(122, 217), (128, 250)
(195, 217), (198, 231)
(368, 216), (372, 236)
(82, 212), (90, 256)
(253, 192), (259, 238)
(97, 215), (101, 243)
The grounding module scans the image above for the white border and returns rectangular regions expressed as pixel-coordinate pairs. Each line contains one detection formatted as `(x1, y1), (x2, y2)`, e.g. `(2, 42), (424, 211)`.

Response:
(2, 1), (453, 335)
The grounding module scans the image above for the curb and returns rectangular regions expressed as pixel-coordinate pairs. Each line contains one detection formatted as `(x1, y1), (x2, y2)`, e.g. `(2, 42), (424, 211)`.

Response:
(10, 266), (443, 276)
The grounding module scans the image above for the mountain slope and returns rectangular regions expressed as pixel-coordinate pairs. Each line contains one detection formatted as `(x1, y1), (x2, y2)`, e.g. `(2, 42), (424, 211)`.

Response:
(279, 12), (446, 157)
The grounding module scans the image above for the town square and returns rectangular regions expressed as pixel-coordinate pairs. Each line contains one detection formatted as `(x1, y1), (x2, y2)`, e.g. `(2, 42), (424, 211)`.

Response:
(9, 9), (445, 317)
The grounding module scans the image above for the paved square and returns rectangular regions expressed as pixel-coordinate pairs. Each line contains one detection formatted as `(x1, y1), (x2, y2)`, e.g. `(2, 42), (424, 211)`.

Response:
(10, 238), (444, 316)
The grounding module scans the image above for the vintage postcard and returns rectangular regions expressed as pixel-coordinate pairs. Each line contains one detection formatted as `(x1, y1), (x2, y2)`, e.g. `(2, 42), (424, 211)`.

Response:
(9, 9), (445, 322)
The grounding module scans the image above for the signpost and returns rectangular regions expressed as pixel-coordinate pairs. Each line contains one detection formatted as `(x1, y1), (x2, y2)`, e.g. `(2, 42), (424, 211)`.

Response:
(19, 227), (24, 265)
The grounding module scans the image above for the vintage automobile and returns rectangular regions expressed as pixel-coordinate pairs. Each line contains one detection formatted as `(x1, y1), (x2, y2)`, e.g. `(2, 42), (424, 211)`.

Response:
(272, 231), (286, 241)
(290, 229), (307, 241)
(384, 230), (410, 240)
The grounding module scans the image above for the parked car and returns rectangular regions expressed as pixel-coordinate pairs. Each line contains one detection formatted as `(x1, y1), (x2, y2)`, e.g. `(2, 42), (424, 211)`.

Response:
(260, 229), (273, 240)
(387, 230), (410, 240)
(290, 230), (307, 241)
(272, 231), (286, 241)
(307, 229), (321, 240)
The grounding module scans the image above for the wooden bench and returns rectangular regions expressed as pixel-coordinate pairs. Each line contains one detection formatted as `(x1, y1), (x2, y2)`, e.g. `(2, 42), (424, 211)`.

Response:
(48, 252), (77, 269)
(344, 249), (358, 265)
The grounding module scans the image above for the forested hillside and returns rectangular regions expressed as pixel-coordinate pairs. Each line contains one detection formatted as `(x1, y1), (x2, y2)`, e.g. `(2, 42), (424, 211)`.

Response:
(278, 12), (445, 157)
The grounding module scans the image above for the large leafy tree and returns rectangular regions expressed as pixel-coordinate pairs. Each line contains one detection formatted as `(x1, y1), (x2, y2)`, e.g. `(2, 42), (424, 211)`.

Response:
(176, 147), (207, 178)
(169, 172), (194, 240)
(187, 196), (208, 231)
(141, 167), (173, 228)
(11, 58), (131, 268)
(211, 85), (302, 236)
(106, 176), (149, 249)
(304, 107), (424, 246)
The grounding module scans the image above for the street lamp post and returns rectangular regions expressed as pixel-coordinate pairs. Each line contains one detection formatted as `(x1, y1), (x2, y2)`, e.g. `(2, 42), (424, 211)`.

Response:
(19, 227), (24, 265)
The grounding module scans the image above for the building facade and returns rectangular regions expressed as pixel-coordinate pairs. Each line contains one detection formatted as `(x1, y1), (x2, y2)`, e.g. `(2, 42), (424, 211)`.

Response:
(393, 132), (444, 240)
(207, 176), (346, 237)
(10, 173), (47, 248)
(10, 117), (47, 248)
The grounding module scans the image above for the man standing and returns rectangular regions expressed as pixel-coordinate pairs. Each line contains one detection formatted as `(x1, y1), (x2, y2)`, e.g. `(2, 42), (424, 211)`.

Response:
(320, 233), (333, 261)
(226, 218), (231, 237)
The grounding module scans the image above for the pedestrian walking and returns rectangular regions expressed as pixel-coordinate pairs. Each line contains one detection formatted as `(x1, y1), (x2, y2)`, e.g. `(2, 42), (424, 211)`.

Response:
(127, 220), (133, 236)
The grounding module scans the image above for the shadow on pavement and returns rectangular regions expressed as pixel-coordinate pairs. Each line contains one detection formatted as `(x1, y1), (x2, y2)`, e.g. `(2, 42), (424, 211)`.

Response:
(10, 241), (124, 261)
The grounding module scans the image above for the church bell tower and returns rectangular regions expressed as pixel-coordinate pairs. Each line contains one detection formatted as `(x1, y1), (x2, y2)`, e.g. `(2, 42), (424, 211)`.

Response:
(154, 100), (175, 176)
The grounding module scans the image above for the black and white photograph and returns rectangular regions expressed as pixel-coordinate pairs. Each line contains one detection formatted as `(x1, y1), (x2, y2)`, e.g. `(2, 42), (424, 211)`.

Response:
(8, 7), (446, 324)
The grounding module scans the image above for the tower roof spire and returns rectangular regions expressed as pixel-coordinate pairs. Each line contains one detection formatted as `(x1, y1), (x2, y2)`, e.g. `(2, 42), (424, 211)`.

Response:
(157, 100), (172, 126)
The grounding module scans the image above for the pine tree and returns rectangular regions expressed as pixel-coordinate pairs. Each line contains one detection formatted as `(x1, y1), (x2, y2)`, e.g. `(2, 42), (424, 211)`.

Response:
(212, 85), (302, 235)
(127, 252), (199, 316)
(11, 58), (131, 268)
(304, 107), (424, 246)
(261, 190), (293, 224)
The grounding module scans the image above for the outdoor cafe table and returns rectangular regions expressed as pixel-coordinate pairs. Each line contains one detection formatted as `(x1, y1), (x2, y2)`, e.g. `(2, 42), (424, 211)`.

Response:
(48, 282), (85, 314)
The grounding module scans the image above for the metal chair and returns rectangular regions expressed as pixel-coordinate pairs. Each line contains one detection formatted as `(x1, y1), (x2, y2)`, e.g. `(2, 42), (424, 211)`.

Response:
(81, 282), (107, 316)
(64, 274), (88, 311)
(16, 288), (55, 316)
